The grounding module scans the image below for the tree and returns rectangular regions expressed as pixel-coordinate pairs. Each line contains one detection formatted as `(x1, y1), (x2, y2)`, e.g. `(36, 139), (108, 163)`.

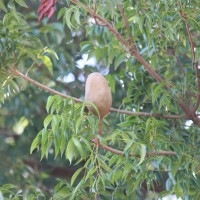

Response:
(0, 0), (200, 199)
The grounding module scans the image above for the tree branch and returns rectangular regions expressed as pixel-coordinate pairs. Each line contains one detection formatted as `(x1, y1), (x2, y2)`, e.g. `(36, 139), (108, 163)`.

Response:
(70, 1), (200, 126)
(10, 68), (186, 120)
(71, 0), (166, 85)
(110, 108), (186, 119)
(93, 140), (177, 157)
(180, 11), (200, 115)
(10, 68), (82, 103)
(193, 61), (200, 112)
(180, 11), (196, 62)
(118, 4), (135, 52)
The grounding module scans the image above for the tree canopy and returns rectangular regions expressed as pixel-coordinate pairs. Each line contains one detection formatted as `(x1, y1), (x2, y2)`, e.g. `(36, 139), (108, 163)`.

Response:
(0, 0), (200, 199)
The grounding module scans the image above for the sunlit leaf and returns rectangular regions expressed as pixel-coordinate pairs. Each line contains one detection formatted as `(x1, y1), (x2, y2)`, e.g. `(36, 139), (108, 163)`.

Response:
(40, 55), (53, 74)
(71, 167), (84, 186)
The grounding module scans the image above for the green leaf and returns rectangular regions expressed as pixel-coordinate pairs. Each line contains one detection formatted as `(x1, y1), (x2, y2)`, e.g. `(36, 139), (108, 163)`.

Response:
(106, 74), (115, 93)
(63, 9), (74, 30)
(30, 131), (42, 154)
(80, 41), (94, 54)
(40, 55), (53, 74)
(43, 114), (53, 129)
(46, 95), (57, 113)
(0, 90), (4, 103)
(86, 101), (100, 118)
(158, 191), (173, 198)
(70, 179), (84, 200)
(114, 54), (126, 70)
(46, 48), (59, 60)
(152, 83), (163, 104)
(80, 136), (92, 152)
(75, 116), (83, 134)
(137, 144), (146, 166)
(109, 155), (118, 167)
(71, 167), (84, 186)
(54, 130), (61, 158)
(172, 161), (180, 178)
(85, 167), (97, 181)
(2, 184), (17, 190)
(174, 184), (184, 199)
(57, 8), (66, 20)
(66, 139), (75, 164)
(51, 115), (61, 132)
(15, 0), (28, 8)
(0, 0), (7, 13)
(74, 7), (80, 25)
(123, 139), (134, 153)
(26, 49), (40, 64)
(72, 137), (83, 157)
(41, 129), (49, 159)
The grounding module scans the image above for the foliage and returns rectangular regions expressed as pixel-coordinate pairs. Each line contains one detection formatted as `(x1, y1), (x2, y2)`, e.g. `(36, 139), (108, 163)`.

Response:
(0, 0), (200, 199)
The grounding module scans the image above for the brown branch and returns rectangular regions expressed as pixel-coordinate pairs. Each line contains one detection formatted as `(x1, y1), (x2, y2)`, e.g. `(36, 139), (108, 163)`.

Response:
(180, 12), (200, 114)
(13, 2), (200, 124)
(180, 11), (196, 62)
(70, 0), (199, 123)
(118, 4), (135, 52)
(85, 2), (200, 125)
(193, 61), (200, 112)
(94, 140), (176, 157)
(110, 108), (186, 119)
(71, 0), (165, 85)
(10, 68), (82, 103)
(11, 68), (186, 120)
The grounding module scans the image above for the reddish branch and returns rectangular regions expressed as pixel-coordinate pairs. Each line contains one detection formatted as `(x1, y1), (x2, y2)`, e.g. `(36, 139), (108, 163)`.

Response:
(11, 68), (185, 120)
(118, 4), (135, 52)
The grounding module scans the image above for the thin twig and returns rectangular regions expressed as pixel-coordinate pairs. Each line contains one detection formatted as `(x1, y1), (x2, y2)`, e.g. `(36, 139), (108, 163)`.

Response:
(10, 68), (82, 103)
(94, 140), (177, 157)
(118, 4), (135, 51)
(180, 11), (196, 62)
(180, 11), (200, 113)
(110, 108), (186, 119)
(175, 56), (186, 76)
(193, 61), (200, 112)
(10, 68), (186, 120)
